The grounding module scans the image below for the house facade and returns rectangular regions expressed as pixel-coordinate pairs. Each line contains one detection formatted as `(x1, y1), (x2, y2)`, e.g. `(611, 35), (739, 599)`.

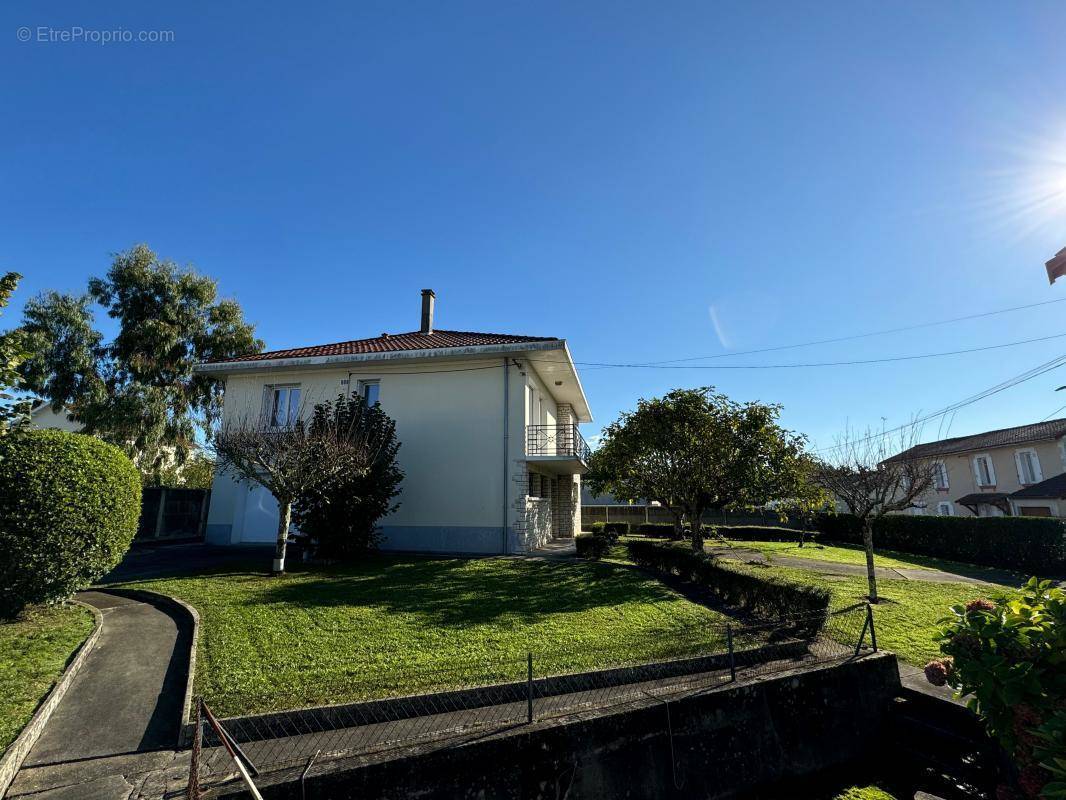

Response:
(888, 419), (1066, 517)
(198, 290), (592, 554)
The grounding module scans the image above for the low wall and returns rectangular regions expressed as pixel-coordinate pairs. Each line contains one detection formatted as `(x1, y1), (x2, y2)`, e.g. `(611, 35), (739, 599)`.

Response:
(235, 652), (901, 800)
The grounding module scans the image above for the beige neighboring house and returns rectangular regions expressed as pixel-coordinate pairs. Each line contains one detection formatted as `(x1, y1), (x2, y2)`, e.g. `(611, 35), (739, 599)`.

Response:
(886, 418), (1066, 518)
(195, 290), (593, 554)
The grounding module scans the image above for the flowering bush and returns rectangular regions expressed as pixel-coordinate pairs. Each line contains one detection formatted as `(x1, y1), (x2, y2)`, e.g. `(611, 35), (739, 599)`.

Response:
(928, 578), (1066, 799)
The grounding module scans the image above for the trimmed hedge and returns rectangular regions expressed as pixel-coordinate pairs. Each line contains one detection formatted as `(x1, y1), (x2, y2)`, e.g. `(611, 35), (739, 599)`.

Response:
(0, 430), (142, 617)
(575, 533), (611, 560)
(637, 522), (684, 540)
(626, 539), (830, 629)
(603, 522), (630, 537)
(814, 513), (1066, 573)
(712, 525), (818, 543)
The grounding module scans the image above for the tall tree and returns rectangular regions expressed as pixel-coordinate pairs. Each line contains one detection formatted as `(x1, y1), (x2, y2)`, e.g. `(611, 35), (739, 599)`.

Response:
(591, 388), (823, 550)
(0, 272), (32, 434)
(213, 400), (386, 575)
(816, 425), (935, 603)
(15, 245), (262, 477)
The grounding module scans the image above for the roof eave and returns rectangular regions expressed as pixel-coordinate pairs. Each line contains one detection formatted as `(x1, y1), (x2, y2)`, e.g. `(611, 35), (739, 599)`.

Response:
(195, 339), (569, 375)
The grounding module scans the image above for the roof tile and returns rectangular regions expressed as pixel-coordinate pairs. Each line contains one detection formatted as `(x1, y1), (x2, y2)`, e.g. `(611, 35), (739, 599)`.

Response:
(889, 418), (1066, 461)
(212, 329), (558, 364)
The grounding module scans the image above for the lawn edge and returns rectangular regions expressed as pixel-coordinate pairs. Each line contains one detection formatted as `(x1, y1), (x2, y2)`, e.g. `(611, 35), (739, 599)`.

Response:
(0, 599), (102, 798)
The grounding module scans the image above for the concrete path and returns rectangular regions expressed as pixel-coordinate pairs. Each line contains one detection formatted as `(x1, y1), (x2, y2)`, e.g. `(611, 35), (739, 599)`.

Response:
(704, 544), (1025, 587)
(7, 591), (192, 799)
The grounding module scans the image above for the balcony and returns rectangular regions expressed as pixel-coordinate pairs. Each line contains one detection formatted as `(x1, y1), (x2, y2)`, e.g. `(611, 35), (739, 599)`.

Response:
(525, 424), (591, 474)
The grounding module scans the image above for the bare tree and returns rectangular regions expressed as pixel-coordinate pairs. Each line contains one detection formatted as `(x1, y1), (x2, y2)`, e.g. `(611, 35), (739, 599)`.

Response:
(816, 424), (935, 603)
(213, 398), (383, 575)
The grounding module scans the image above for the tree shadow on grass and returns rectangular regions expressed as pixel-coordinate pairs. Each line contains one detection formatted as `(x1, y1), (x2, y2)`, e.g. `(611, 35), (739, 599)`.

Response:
(245, 555), (686, 628)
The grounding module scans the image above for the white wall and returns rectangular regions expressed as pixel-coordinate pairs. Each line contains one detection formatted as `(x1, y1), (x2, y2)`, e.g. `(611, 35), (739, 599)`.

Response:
(207, 356), (529, 552)
(29, 404), (82, 433)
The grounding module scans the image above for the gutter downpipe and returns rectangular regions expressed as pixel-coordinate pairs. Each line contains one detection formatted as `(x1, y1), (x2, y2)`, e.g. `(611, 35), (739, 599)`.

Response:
(502, 358), (510, 554)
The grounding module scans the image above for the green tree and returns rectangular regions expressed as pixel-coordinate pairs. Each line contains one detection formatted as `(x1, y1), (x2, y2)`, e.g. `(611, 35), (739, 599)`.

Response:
(292, 394), (404, 559)
(15, 245), (262, 479)
(0, 272), (32, 433)
(589, 388), (821, 551)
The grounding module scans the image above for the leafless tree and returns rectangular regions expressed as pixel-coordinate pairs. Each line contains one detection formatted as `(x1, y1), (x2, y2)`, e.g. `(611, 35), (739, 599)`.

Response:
(816, 424), (936, 603)
(213, 400), (382, 575)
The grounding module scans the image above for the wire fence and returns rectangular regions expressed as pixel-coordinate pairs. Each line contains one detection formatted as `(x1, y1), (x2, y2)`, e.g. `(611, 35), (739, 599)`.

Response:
(187, 604), (875, 798)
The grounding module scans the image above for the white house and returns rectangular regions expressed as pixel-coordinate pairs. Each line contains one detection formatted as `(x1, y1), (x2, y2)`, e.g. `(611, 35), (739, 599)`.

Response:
(29, 401), (82, 433)
(197, 290), (593, 554)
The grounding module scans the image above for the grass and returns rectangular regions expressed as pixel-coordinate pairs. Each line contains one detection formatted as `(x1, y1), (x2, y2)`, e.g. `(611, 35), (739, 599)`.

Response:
(710, 538), (1029, 585)
(832, 787), (898, 800)
(734, 561), (1016, 666)
(712, 539), (934, 570)
(0, 603), (95, 753)
(113, 555), (732, 717)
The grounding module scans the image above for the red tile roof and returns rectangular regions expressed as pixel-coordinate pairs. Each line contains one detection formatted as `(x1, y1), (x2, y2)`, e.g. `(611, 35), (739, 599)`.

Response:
(211, 330), (559, 364)
(886, 418), (1066, 462)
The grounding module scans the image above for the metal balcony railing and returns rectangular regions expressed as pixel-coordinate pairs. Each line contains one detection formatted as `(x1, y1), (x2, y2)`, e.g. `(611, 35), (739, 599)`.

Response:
(526, 424), (591, 462)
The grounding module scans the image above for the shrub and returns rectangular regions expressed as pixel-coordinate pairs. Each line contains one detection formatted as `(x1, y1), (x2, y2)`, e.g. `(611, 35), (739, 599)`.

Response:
(930, 579), (1066, 799)
(625, 539), (830, 631)
(603, 522), (630, 538)
(713, 525), (818, 544)
(587, 522), (606, 534)
(815, 513), (1066, 573)
(292, 395), (404, 560)
(575, 533), (611, 560)
(637, 522), (684, 540)
(0, 429), (141, 617)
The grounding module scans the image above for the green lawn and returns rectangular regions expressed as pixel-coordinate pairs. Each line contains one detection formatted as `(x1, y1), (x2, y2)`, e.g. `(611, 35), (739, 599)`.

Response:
(0, 604), (95, 753)
(735, 561), (1016, 666)
(113, 555), (731, 717)
(832, 787), (898, 800)
(713, 540), (934, 570)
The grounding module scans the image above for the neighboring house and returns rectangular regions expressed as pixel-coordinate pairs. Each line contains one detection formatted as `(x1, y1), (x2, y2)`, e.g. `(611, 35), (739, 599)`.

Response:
(197, 290), (593, 554)
(886, 418), (1066, 517)
(28, 400), (82, 433)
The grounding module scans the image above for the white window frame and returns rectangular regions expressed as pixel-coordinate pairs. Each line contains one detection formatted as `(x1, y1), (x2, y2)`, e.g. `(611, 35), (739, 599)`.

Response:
(265, 384), (301, 429)
(936, 501), (954, 516)
(1014, 448), (1042, 486)
(357, 379), (381, 407)
(932, 461), (949, 490)
(973, 453), (996, 488)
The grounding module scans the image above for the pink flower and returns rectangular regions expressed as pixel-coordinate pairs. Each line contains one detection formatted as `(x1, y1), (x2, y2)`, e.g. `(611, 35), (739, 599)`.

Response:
(965, 598), (996, 614)
(925, 658), (952, 687)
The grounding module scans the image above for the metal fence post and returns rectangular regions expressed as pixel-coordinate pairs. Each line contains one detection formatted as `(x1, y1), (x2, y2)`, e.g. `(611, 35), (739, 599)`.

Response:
(727, 625), (736, 681)
(854, 606), (872, 657)
(867, 604), (877, 652)
(527, 652), (534, 723)
(187, 698), (202, 800)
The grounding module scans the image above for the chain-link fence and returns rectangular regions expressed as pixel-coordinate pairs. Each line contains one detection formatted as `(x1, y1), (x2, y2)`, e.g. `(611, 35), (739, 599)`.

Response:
(187, 605), (875, 798)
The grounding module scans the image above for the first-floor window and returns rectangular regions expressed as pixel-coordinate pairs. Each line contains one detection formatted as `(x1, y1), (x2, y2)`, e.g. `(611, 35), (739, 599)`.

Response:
(358, 379), (380, 406)
(268, 385), (301, 428)
(936, 501), (954, 516)
(974, 454), (995, 487)
(933, 461), (949, 490)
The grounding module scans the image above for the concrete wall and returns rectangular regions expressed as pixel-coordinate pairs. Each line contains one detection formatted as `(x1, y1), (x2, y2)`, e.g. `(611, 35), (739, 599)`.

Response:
(909, 438), (1066, 517)
(241, 653), (902, 800)
(206, 353), (585, 553)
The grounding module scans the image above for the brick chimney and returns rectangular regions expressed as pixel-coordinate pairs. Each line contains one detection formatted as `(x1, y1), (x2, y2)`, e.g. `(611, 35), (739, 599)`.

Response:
(420, 289), (435, 334)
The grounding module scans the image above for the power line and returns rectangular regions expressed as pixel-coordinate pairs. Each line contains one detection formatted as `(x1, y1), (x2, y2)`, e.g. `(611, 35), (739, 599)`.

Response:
(813, 353), (1066, 454)
(568, 331), (1066, 370)
(1042, 404), (1066, 422)
(578, 296), (1066, 368)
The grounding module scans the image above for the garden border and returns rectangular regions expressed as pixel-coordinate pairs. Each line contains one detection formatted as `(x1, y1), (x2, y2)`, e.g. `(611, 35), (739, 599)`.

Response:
(0, 599), (103, 798)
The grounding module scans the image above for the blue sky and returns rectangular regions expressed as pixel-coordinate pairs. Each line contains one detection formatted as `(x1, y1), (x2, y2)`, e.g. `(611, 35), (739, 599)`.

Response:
(3, 1), (1066, 451)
